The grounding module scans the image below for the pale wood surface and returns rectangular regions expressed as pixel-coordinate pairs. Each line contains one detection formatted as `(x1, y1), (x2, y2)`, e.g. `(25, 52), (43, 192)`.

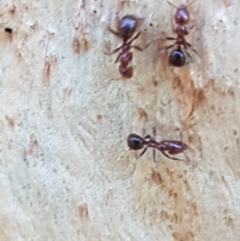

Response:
(0, 0), (240, 240)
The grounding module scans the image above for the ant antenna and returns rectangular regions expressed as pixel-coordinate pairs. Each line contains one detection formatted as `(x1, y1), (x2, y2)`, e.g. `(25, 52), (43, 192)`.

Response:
(179, 131), (190, 162)
(188, 0), (195, 7)
(182, 122), (197, 133)
(167, 0), (178, 9)
(179, 123), (196, 161)
(137, 146), (148, 158)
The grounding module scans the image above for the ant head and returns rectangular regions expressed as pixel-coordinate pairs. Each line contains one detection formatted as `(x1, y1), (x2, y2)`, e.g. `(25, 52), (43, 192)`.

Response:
(175, 5), (190, 25)
(127, 133), (145, 150)
(169, 48), (186, 67)
(119, 65), (133, 79)
(118, 15), (138, 40)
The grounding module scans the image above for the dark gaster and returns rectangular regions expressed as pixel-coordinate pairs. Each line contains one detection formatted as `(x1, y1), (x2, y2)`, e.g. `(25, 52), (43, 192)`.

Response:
(169, 48), (186, 67)
(127, 133), (145, 150)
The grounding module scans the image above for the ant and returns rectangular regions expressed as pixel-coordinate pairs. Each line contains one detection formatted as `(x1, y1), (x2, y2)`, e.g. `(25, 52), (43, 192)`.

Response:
(106, 15), (143, 78)
(162, 1), (198, 67)
(127, 132), (189, 162)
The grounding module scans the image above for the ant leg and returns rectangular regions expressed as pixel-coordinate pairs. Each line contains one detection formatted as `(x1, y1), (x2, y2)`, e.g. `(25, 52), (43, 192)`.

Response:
(183, 123), (197, 132)
(104, 44), (123, 56)
(186, 42), (199, 56)
(130, 16), (147, 46)
(143, 135), (152, 143)
(107, 12), (121, 37)
(182, 43), (195, 64)
(143, 135), (153, 156)
(152, 148), (156, 162)
(170, 18), (175, 33)
(152, 126), (157, 162)
(162, 44), (175, 50)
(184, 46), (198, 65)
(190, 46), (199, 58)
(137, 146), (148, 158)
(128, 31), (141, 45)
(166, 37), (176, 41)
(108, 27), (120, 37)
(143, 134), (156, 143)
(145, 35), (164, 49)
(114, 52), (122, 64)
(184, 48), (192, 59)
(185, 42), (200, 58)
(189, 21), (196, 31)
(162, 151), (183, 161)
(183, 151), (191, 162)
(160, 44), (175, 55)
(131, 45), (143, 51)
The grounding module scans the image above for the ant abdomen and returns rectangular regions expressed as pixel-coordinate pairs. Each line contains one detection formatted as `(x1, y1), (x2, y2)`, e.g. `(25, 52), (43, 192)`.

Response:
(169, 49), (186, 67)
(127, 133), (145, 150)
(118, 15), (138, 40)
(119, 66), (133, 78)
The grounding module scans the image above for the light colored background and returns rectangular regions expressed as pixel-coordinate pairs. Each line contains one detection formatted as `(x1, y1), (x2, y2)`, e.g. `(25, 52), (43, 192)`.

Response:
(0, 0), (240, 240)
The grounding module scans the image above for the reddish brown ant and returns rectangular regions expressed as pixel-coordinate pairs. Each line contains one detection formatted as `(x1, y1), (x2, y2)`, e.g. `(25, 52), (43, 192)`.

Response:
(106, 15), (143, 78)
(163, 0), (198, 67)
(146, 1), (198, 67)
(127, 132), (189, 162)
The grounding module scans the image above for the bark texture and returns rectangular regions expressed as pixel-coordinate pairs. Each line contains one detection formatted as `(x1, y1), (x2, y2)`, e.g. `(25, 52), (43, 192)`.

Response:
(0, 0), (239, 240)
